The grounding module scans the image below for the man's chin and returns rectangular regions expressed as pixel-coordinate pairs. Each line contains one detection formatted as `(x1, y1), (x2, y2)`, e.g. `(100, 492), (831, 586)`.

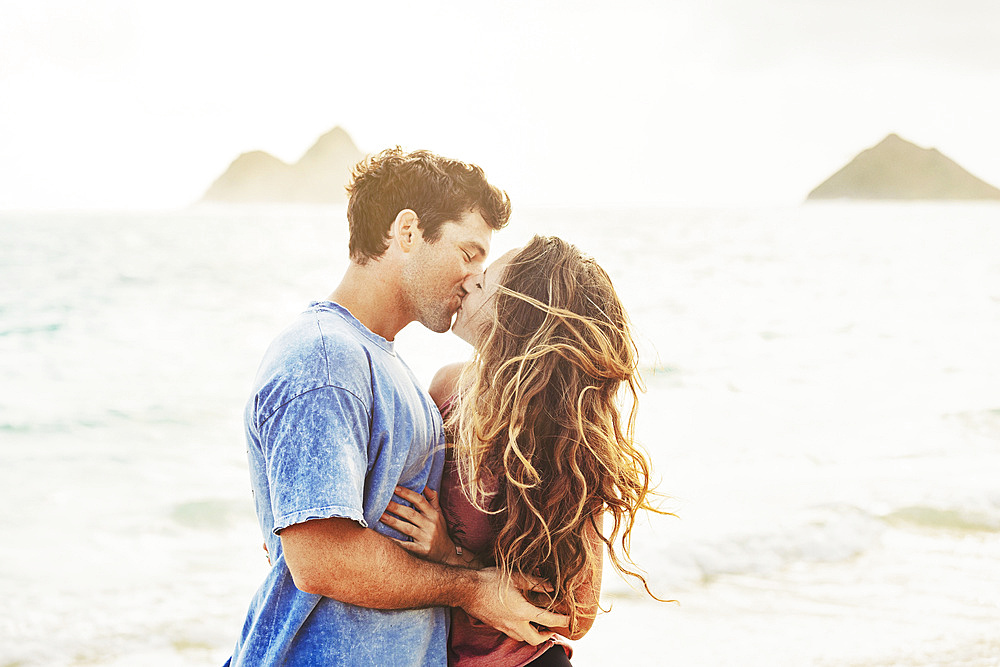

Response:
(418, 313), (453, 334)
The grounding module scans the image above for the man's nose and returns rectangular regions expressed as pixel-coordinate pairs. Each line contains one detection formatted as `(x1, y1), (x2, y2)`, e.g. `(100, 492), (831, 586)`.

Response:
(467, 256), (486, 277)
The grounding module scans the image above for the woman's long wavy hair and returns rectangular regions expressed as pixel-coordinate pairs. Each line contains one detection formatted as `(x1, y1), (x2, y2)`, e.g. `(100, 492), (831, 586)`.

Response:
(451, 235), (669, 632)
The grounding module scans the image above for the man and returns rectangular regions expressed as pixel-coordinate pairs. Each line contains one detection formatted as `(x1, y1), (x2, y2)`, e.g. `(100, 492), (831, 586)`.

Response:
(225, 148), (567, 666)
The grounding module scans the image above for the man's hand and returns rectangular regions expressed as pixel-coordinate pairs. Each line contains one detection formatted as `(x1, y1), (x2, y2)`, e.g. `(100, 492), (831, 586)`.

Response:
(462, 568), (569, 645)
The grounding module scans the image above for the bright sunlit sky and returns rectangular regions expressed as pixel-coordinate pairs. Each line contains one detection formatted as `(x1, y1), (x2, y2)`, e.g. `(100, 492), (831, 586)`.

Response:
(2, 0), (999, 210)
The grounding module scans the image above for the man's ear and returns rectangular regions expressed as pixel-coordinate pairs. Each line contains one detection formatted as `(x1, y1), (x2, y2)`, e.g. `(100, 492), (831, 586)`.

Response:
(391, 209), (421, 253)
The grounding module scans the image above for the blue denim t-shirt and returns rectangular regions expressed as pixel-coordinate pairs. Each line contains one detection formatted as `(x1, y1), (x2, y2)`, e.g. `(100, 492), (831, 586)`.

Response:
(226, 301), (448, 666)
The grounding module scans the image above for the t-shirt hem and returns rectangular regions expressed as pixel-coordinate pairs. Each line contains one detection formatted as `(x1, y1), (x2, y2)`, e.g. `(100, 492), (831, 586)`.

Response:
(273, 505), (368, 534)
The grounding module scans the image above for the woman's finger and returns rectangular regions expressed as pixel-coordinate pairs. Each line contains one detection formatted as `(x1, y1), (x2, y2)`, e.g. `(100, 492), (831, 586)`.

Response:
(380, 512), (420, 537)
(389, 537), (420, 553)
(394, 485), (431, 512)
(385, 500), (423, 525)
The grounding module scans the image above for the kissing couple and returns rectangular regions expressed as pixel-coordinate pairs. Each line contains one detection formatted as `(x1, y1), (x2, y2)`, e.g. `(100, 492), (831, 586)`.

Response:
(225, 148), (665, 666)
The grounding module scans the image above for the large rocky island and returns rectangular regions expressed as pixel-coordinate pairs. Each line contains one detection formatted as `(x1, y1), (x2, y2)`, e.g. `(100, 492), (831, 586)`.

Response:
(201, 126), (365, 204)
(807, 134), (1000, 201)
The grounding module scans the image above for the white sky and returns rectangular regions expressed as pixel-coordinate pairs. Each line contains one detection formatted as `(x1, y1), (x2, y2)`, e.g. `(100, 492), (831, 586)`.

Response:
(2, 0), (999, 209)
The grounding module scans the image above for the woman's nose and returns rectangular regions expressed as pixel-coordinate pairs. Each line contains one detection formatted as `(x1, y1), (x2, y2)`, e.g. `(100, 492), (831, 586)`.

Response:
(462, 272), (484, 292)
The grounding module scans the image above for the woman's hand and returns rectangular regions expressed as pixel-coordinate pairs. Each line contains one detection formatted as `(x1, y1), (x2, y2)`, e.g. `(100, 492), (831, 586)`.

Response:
(381, 486), (461, 565)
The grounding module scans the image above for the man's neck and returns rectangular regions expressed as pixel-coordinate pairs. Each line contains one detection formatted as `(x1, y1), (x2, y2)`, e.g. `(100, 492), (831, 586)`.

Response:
(327, 261), (412, 341)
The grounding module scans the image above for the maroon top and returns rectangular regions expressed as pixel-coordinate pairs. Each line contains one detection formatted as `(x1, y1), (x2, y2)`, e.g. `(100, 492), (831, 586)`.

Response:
(438, 398), (571, 667)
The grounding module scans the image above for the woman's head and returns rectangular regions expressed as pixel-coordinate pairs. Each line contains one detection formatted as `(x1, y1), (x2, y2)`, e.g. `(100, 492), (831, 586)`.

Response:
(451, 235), (665, 632)
(452, 236), (631, 362)
(487, 236), (633, 376)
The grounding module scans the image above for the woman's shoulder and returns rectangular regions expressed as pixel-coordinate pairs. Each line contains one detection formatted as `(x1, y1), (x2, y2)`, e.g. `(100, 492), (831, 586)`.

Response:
(428, 361), (466, 409)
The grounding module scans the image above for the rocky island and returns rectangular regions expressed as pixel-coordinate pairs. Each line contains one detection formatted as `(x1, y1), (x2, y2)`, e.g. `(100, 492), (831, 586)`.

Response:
(201, 126), (365, 204)
(807, 133), (1000, 201)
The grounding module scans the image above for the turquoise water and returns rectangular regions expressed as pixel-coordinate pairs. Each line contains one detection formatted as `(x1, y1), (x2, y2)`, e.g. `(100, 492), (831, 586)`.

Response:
(2, 204), (999, 665)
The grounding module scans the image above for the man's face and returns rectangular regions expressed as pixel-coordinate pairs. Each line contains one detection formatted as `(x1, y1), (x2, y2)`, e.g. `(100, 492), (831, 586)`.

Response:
(401, 210), (492, 333)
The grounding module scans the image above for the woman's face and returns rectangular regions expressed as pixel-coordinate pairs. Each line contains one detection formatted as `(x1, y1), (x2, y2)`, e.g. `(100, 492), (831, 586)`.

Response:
(451, 247), (519, 347)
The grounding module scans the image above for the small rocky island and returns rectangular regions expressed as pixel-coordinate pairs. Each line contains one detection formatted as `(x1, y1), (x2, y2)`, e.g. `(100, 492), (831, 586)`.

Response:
(201, 126), (365, 204)
(807, 133), (1000, 201)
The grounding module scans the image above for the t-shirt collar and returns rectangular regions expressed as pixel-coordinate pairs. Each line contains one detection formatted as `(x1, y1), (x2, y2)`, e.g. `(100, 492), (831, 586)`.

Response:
(310, 300), (396, 355)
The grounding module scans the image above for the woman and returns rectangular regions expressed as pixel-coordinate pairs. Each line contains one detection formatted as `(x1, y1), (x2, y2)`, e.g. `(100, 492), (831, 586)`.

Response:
(381, 236), (665, 666)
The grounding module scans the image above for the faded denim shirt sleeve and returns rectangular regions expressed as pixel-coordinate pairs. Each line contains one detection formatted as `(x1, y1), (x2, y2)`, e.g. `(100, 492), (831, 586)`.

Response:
(258, 385), (371, 532)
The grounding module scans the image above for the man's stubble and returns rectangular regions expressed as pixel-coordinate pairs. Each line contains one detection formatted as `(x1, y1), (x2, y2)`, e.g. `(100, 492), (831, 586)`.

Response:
(400, 245), (460, 334)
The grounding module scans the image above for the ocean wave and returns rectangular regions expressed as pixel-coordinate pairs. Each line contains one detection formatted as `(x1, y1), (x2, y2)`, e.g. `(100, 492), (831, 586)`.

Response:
(612, 498), (1000, 594)
(884, 505), (1000, 533)
(946, 407), (1000, 442)
(0, 322), (62, 337)
(171, 499), (252, 530)
(0, 419), (83, 435)
(599, 505), (888, 596)
(684, 505), (887, 582)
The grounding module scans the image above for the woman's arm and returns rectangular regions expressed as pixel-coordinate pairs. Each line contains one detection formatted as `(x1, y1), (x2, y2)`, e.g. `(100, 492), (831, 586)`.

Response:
(428, 361), (466, 410)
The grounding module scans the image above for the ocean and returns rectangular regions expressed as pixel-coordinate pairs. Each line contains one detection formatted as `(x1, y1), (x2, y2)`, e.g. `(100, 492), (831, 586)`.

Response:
(2, 203), (999, 666)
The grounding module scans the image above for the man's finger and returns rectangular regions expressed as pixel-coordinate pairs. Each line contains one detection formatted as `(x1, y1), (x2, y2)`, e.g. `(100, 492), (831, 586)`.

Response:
(533, 609), (570, 629)
(510, 572), (555, 593)
(516, 624), (554, 646)
(422, 486), (439, 506)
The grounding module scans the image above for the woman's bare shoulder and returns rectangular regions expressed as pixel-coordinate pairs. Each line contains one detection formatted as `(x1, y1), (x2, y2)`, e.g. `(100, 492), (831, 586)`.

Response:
(428, 362), (466, 409)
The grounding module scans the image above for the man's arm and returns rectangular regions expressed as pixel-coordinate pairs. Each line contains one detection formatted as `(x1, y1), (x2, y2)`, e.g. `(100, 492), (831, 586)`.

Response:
(280, 516), (568, 645)
(382, 486), (605, 641)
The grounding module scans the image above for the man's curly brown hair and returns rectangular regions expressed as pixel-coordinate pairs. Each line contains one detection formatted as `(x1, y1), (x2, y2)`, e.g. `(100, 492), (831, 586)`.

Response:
(345, 147), (511, 264)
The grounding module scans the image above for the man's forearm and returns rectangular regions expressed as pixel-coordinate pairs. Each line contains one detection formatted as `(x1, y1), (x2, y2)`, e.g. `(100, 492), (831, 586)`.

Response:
(280, 516), (568, 645)
(281, 517), (478, 609)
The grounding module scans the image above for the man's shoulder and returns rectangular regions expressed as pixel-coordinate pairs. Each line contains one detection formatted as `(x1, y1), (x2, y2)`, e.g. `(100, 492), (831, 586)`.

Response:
(254, 308), (376, 406)
(275, 305), (375, 362)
